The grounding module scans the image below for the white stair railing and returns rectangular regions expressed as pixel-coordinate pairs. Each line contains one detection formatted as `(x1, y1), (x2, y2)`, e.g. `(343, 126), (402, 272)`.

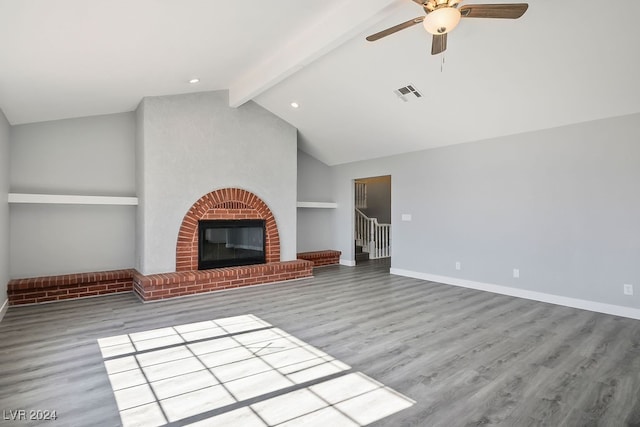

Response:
(355, 181), (367, 209)
(355, 208), (391, 259)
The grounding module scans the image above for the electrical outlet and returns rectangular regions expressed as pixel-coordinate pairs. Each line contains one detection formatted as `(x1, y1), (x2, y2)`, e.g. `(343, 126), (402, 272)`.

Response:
(513, 268), (520, 278)
(455, 261), (461, 271)
(624, 284), (634, 296)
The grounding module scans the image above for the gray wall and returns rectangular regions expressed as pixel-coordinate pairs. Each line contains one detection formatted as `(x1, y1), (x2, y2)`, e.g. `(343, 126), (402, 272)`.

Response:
(297, 149), (335, 253)
(9, 113), (136, 277)
(332, 113), (640, 309)
(135, 103), (146, 277)
(0, 109), (10, 317)
(10, 113), (136, 195)
(137, 91), (297, 274)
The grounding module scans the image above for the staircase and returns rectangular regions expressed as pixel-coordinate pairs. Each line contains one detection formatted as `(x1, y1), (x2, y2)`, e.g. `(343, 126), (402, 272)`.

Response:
(355, 243), (370, 262)
(355, 208), (390, 260)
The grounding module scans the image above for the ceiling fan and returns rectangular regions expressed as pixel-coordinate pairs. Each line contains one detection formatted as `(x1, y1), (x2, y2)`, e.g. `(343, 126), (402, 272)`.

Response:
(366, 0), (528, 55)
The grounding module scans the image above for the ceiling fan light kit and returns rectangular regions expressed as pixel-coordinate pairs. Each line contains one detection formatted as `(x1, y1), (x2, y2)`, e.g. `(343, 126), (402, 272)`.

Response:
(366, 1), (529, 55)
(423, 7), (461, 34)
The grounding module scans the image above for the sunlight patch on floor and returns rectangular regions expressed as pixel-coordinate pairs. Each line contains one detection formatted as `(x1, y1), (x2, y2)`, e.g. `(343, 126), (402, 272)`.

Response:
(98, 314), (414, 426)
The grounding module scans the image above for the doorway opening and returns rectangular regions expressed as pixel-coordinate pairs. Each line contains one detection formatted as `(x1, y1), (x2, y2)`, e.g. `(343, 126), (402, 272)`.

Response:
(354, 175), (391, 265)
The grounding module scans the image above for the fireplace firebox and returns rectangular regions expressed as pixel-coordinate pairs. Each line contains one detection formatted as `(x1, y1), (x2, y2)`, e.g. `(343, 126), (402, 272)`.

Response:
(198, 219), (266, 270)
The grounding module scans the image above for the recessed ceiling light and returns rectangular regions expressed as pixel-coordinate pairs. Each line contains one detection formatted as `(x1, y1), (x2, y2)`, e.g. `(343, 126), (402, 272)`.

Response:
(290, 102), (299, 109)
(189, 78), (200, 84)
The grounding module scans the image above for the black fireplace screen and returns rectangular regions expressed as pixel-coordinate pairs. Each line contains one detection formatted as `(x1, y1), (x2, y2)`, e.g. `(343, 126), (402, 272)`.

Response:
(198, 219), (266, 269)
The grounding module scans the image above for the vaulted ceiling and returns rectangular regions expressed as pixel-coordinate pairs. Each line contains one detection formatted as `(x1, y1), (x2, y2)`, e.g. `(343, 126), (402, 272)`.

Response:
(1, 0), (639, 165)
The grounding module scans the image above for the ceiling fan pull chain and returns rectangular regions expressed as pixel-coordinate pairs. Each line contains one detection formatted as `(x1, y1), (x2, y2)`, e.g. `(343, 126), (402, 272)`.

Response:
(441, 54), (445, 72)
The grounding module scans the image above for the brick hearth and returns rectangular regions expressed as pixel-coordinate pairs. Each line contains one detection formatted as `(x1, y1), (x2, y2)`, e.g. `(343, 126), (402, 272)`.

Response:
(297, 250), (341, 267)
(7, 260), (313, 305)
(133, 260), (312, 302)
(7, 269), (135, 305)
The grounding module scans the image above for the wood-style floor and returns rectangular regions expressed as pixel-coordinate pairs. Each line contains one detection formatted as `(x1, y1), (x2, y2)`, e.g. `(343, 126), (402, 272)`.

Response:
(1, 259), (640, 426)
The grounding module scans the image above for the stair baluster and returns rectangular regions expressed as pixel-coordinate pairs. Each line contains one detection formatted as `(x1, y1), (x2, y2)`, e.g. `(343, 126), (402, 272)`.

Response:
(355, 208), (390, 259)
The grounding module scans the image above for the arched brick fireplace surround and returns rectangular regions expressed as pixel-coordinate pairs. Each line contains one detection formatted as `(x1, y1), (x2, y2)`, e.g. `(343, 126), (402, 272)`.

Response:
(127, 187), (312, 301)
(176, 188), (280, 271)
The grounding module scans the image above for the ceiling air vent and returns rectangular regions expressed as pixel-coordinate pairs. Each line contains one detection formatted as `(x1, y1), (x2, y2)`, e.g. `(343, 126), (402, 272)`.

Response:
(394, 84), (422, 102)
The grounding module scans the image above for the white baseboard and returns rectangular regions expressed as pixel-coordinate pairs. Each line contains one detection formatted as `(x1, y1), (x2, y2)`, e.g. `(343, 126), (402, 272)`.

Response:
(340, 259), (356, 267)
(0, 298), (8, 323)
(390, 268), (640, 320)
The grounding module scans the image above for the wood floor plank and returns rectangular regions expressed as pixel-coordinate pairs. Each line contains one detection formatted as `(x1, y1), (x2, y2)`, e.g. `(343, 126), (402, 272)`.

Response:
(1, 260), (640, 426)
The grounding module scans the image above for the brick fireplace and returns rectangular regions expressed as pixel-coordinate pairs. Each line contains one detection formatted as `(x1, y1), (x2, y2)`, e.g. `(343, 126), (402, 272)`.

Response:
(175, 188), (280, 271)
(132, 188), (312, 301)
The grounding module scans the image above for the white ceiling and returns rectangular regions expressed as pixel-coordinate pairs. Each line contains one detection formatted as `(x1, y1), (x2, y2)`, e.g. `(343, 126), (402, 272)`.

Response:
(2, 0), (640, 165)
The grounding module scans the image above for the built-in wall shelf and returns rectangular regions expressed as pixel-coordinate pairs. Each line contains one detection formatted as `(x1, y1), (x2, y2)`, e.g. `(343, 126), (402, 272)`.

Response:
(296, 201), (337, 209)
(8, 193), (139, 206)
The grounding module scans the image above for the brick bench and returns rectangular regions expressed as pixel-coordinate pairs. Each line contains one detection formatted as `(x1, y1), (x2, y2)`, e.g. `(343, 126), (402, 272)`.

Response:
(297, 250), (342, 267)
(7, 260), (313, 306)
(133, 260), (313, 302)
(7, 269), (135, 305)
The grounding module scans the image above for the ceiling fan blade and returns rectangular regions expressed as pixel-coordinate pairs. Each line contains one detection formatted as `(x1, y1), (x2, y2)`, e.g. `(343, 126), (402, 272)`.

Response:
(431, 33), (447, 55)
(366, 16), (425, 42)
(459, 3), (528, 19)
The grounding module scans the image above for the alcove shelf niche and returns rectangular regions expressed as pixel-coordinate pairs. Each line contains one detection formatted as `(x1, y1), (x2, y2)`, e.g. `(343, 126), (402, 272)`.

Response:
(296, 201), (337, 209)
(7, 193), (138, 206)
